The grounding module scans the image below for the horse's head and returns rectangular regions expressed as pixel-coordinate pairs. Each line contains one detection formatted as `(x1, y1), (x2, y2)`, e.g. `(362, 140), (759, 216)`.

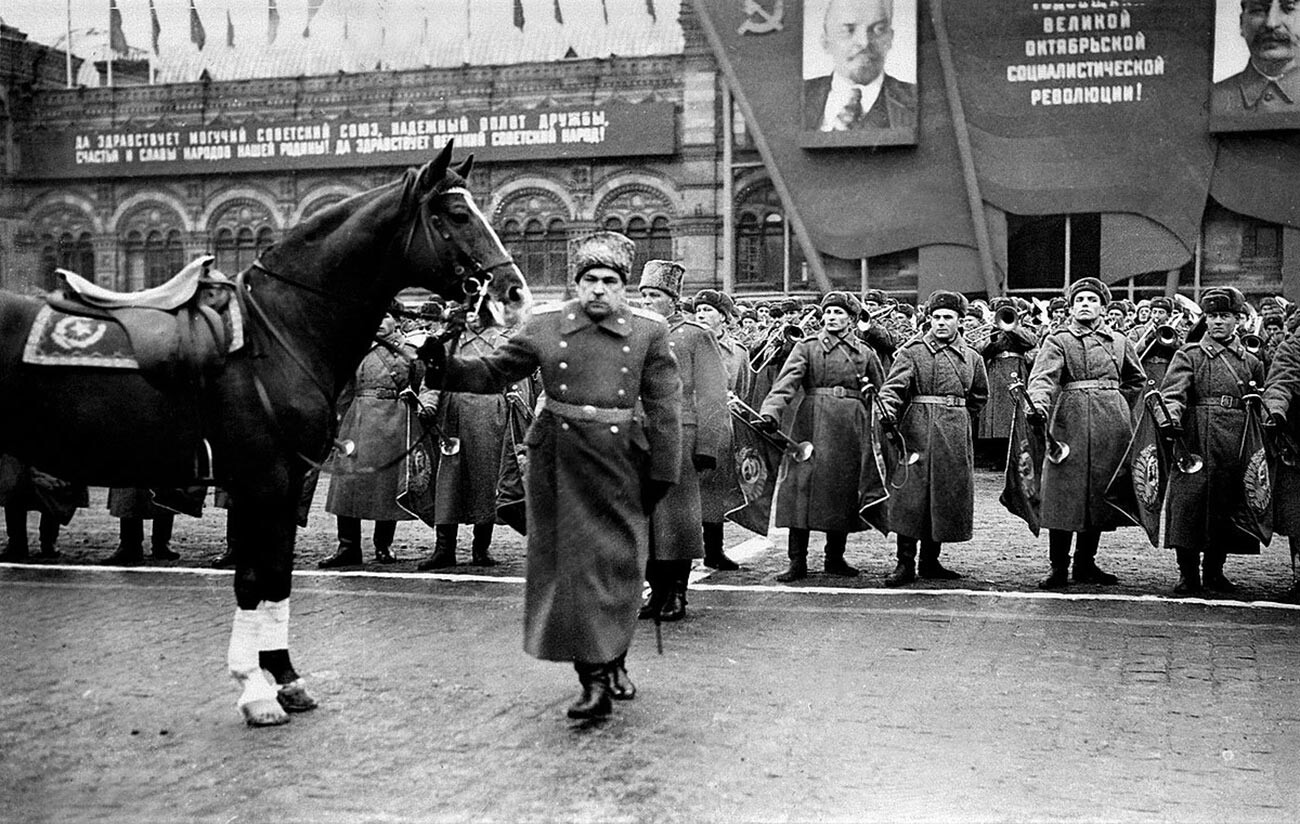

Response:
(402, 142), (532, 328)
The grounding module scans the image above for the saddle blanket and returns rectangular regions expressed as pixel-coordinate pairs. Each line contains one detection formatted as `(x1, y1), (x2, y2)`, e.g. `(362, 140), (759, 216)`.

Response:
(21, 302), (244, 369)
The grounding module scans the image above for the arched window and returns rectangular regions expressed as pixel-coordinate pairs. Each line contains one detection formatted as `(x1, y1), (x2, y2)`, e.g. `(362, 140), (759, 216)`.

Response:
(500, 215), (569, 288)
(124, 230), (146, 290)
(144, 229), (184, 288)
(603, 215), (674, 278)
(214, 226), (267, 274)
(736, 211), (785, 286)
(38, 232), (96, 290)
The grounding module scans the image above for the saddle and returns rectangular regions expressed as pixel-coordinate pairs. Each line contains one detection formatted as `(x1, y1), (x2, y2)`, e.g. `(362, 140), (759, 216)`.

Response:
(25, 255), (244, 388)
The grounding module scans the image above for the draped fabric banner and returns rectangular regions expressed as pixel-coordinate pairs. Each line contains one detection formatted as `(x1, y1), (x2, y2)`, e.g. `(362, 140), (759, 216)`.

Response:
(1000, 391), (1044, 536)
(1233, 405), (1274, 546)
(1105, 395), (1169, 548)
(723, 414), (784, 537)
(1211, 133), (1300, 231)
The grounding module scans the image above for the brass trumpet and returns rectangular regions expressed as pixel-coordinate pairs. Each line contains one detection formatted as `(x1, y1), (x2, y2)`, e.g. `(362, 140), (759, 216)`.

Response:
(994, 304), (1020, 331)
(1008, 379), (1069, 464)
(1242, 332), (1264, 356)
(727, 393), (815, 463)
(1139, 324), (1180, 361)
(1144, 391), (1203, 474)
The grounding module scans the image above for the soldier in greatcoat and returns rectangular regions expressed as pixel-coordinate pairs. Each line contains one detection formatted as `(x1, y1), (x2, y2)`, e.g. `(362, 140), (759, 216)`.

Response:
(636, 263), (729, 622)
(694, 288), (748, 572)
(1027, 277), (1146, 589)
(1131, 296), (1182, 400)
(1263, 325), (1300, 601)
(876, 290), (989, 586)
(758, 291), (886, 582)
(416, 317), (534, 570)
(420, 231), (682, 721)
(974, 296), (1036, 441)
(1157, 288), (1268, 594)
(319, 304), (421, 567)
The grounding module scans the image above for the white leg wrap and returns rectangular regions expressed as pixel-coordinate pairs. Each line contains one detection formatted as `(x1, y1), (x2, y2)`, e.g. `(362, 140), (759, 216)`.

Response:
(227, 608), (277, 707)
(258, 597), (290, 651)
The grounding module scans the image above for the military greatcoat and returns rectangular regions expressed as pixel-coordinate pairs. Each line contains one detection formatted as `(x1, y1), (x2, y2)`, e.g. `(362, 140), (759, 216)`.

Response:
(878, 332), (989, 543)
(700, 328), (749, 522)
(325, 335), (420, 522)
(441, 299), (682, 664)
(432, 325), (534, 525)
(760, 328), (886, 533)
(975, 326), (1035, 439)
(649, 312), (729, 560)
(1027, 320), (1146, 531)
(1158, 337), (1266, 555)
(1263, 332), (1300, 537)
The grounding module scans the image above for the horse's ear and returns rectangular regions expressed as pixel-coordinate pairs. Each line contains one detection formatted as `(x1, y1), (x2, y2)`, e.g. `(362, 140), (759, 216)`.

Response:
(416, 140), (456, 195)
(453, 154), (474, 179)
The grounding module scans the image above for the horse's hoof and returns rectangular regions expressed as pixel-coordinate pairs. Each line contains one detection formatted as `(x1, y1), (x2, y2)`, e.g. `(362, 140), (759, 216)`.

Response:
(276, 682), (319, 713)
(241, 698), (290, 727)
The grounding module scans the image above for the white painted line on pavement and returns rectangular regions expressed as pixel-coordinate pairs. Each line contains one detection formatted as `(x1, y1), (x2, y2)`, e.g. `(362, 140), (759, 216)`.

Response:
(4, 562), (1298, 611)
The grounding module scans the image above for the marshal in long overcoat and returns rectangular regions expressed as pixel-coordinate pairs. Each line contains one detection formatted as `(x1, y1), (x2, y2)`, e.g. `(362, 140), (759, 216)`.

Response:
(440, 299), (682, 664)
(1264, 332), (1300, 538)
(649, 313), (729, 560)
(1158, 337), (1266, 555)
(877, 333), (989, 543)
(325, 336), (420, 522)
(432, 325), (534, 525)
(1027, 320), (1146, 532)
(759, 328), (885, 533)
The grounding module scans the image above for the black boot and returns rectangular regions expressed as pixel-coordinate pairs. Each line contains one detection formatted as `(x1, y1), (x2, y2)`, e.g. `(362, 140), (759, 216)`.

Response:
(1072, 530), (1117, 585)
(822, 531), (859, 577)
(702, 522), (740, 570)
(639, 559), (672, 619)
(609, 653), (636, 701)
(1202, 551), (1236, 593)
(469, 522), (497, 566)
(1038, 530), (1072, 589)
(417, 524), (458, 570)
(1173, 547), (1202, 595)
(319, 517), (363, 568)
(918, 539), (962, 580)
(886, 537), (918, 587)
(36, 513), (61, 559)
(657, 561), (690, 622)
(103, 517), (145, 566)
(1, 506), (30, 561)
(150, 514), (179, 560)
(373, 520), (397, 564)
(567, 662), (613, 720)
(776, 529), (810, 582)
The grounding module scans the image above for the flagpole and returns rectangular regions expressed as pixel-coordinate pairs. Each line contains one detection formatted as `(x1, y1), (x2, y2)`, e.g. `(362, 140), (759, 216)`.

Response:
(107, 2), (114, 88)
(65, 0), (73, 88)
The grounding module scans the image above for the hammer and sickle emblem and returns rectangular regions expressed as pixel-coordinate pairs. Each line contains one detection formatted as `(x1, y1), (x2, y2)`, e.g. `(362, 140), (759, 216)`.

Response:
(738, 0), (784, 35)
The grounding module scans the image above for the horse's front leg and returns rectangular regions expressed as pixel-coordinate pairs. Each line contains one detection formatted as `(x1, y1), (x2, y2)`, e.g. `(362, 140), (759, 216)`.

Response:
(226, 497), (317, 727)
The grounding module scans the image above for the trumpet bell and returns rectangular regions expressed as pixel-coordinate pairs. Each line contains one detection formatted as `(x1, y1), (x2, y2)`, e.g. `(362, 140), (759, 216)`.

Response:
(994, 305), (1020, 331)
(439, 437), (462, 457)
(1177, 453), (1204, 474)
(1242, 333), (1263, 355)
(789, 441), (815, 463)
(334, 439), (357, 458)
(904, 451), (921, 466)
(1047, 442), (1070, 464)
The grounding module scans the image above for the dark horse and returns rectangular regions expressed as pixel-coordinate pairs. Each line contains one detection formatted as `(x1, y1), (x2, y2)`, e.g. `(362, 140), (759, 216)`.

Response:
(0, 141), (530, 726)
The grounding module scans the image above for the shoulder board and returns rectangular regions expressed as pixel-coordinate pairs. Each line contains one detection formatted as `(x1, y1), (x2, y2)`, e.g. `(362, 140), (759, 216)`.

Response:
(531, 303), (564, 315)
(630, 306), (667, 323)
(673, 316), (710, 332)
(902, 335), (928, 349)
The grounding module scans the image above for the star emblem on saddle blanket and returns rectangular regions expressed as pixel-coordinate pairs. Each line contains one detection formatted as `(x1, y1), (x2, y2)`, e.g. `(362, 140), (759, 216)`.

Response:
(50, 316), (108, 350)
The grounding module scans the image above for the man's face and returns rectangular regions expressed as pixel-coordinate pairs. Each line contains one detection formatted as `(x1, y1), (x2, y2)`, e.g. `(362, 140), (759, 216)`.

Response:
(1265, 321), (1285, 343)
(1050, 307), (1067, 323)
(1137, 306), (1151, 324)
(1072, 291), (1104, 324)
(695, 303), (724, 332)
(1205, 311), (1240, 343)
(822, 305), (851, 333)
(377, 315), (398, 338)
(640, 287), (676, 320)
(931, 309), (960, 341)
(1106, 308), (1126, 327)
(757, 307), (770, 324)
(822, 0), (894, 86)
(742, 317), (757, 334)
(1241, 0), (1300, 72)
(575, 268), (626, 319)
(1151, 307), (1171, 325)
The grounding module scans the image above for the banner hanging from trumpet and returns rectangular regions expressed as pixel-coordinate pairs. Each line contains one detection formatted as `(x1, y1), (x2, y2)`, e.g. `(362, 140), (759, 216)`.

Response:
(1233, 395), (1274, 546)
(999, 384), (1045, 536)
(722, 410), (786, 536)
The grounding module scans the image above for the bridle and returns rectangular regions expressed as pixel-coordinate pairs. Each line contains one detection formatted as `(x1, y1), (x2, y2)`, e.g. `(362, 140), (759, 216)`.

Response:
(236, 181), (519, 475)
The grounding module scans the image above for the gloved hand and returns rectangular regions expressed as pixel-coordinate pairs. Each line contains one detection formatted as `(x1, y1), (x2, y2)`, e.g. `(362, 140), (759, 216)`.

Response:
(417, 339), (447, 388)
(755, 415), (780, 435)
(397, 387), (419, 408)
(641, 479), (673, 514)
(879, 414), (897, 432)
(1263, 411), (1286, 428)
(1025, 408), (1047, 427)
(417, 403), (438, 429)
(692, 454), (717, 472)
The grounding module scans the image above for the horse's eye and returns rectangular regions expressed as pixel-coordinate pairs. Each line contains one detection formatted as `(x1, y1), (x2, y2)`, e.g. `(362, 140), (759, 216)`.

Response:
(447, 207), (471, 225)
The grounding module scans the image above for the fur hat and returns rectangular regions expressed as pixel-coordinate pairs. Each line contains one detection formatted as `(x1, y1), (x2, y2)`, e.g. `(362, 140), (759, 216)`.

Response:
(820, 291), (861, 317)
(693, 288), (734, 318)
(990, 296), (1015, 311)
(929, 290), (969, 316)
(740, 309), (758, 322)
(637, 260), (685, 298)
(1067, 277), (1112, 305)
(861, 289), (887, 306)
(569, 231), (635, 283)
(1048, 297), (1067, 312)
(1200, 287), (1245, 315)
(1149, 296), (1173, 312)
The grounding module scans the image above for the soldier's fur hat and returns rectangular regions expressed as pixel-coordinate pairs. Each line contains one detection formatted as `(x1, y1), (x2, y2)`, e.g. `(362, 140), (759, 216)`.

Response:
(1200, 287), (1246, 315)
(861, 289), (887, 306)
(1149, 296), (1173, 312)
(638, 260), (685, 298)
(569, 231), (635, 283)
(929, 290), (969, 317)
(1067, 277), (1111, 305)
(693, 288), (736, 318)
(1048, 297), (1068, 312)
(820, 291), (861, 316)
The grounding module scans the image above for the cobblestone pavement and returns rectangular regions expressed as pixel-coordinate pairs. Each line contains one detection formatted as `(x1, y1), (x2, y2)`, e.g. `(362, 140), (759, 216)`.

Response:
(8, 470), (1298, 604)
(2, 565), (1299, 823)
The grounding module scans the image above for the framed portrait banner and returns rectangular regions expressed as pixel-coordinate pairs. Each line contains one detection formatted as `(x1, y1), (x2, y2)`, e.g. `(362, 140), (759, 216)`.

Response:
(1210, 0), (1300, 132)
(800, 0), (919, 147)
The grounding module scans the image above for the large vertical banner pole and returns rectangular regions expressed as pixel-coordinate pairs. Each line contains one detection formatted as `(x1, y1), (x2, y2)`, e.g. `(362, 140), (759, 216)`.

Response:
(690, 0), (833, 294)
(930, 0), (1001, 297)
(65, 0), (74, 88)
(721, 81), (736, 292)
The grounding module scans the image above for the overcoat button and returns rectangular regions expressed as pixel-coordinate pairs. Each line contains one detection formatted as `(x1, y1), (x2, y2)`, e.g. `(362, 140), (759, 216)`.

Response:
(610, 425), (620, 433)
